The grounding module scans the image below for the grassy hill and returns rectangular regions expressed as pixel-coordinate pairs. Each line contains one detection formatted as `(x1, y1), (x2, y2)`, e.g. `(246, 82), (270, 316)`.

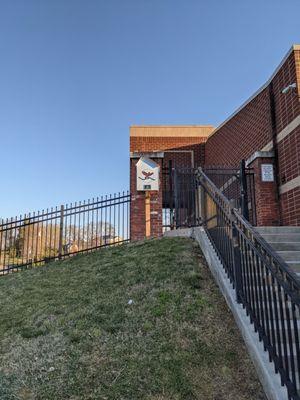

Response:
(0, 237), (265, 400)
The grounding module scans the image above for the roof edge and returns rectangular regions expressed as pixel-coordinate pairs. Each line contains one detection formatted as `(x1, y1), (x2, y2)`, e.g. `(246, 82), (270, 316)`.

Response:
(130, 125), (214, 128)
(208, 44), (300, 139)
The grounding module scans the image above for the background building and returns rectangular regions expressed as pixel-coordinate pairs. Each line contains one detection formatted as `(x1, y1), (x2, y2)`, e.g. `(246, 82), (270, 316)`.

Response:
(130, 44), (300, 240)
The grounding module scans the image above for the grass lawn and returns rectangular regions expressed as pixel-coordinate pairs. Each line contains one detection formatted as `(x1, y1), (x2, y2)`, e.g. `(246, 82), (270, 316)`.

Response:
(0, 237), (265, 400)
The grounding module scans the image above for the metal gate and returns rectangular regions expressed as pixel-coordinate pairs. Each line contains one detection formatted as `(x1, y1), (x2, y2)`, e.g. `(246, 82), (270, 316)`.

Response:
(163, 161), (256, 230)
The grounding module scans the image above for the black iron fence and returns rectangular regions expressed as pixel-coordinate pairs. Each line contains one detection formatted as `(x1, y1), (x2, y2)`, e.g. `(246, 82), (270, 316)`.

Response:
(163, 162), (256, 231)
(204, 163), (256, 225)
(196, 168), (300, 400)
(162, 163), (175, 232)
(0, 192), (130, 275)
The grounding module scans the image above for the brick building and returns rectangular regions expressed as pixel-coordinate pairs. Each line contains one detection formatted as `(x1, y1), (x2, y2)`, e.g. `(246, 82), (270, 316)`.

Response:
(130, 45), (300, 240)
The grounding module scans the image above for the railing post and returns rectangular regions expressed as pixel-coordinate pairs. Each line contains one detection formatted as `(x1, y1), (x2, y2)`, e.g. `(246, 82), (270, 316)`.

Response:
(58, 205), (64, 259)
(232, 219), (242, 304)
(240, 159), (249, 221)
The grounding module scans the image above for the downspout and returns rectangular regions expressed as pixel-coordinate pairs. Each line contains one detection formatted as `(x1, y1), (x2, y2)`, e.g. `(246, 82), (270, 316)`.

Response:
(269, 82), (282, 225)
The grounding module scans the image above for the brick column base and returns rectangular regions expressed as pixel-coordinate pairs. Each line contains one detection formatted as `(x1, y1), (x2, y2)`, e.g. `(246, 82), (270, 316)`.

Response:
(247, 151), (280, 226)
(130, 156), (163, 241)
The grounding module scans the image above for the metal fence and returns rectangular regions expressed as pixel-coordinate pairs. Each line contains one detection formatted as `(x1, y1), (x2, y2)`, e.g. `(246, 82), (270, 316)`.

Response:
(162, 162), (256, 231)
(196, 168), (300, 400)
(204, 164), (256, 225)
(0, 192), (130, 275)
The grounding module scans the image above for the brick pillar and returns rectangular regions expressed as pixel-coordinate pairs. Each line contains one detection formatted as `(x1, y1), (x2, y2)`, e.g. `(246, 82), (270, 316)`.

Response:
(247, 151), (280, 226)
(130, 156), (163, 241)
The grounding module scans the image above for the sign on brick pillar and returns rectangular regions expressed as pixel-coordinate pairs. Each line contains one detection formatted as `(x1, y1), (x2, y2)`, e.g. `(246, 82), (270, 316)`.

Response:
(247, 151), (280, 226)
(130, 154), (164, 240)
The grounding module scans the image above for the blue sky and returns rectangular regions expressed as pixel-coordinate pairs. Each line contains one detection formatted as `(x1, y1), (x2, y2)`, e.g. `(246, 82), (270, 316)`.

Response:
(0, 0), (299, 218)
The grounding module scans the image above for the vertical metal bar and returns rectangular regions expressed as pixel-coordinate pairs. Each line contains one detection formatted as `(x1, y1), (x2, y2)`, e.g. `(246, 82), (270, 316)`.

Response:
(49, 208), (53, 259)
(78, 202), (81, 251)
(109, 194), (112, 243)
(117, 192), (121, 242)
(100, 196), (103, 246)
(91, 198), (94, 249)
(128, 191), (130, 241)
(82, 200), (86, 251)
(96, 197), (99, 247)
(168, 160), (174, 229)
(240, 159), (249, 221)
(113, 194), (116, 244)
(58, 205), (64, 259)
(121, 192), (124, 242)
(232, 224), (242, 303)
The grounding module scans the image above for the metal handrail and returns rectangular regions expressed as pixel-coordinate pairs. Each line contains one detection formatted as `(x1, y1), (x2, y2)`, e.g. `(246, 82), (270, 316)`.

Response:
(196, 167), (300, 399)
(233, 210), (300, 292)
(198, 167), (300, 291)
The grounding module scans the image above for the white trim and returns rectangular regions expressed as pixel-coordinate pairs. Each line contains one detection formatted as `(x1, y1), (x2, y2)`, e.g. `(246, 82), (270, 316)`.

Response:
(277, 115), (300, 144)
(247, 114), (300, 162)
(279, 175), (300, 195)
(261, 141), (273, 152)
(208, 45), (299, 139)
(246, 151), (274, 167)
(130, 152), (164, 159)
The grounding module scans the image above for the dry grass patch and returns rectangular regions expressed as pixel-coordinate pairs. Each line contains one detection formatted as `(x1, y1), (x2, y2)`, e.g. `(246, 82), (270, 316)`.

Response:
(0, 237), (265, 399)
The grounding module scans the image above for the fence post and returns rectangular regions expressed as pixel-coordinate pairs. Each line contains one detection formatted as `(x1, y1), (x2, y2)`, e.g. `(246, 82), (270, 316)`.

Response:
(196, 170), (207, 226)
(240, 159), (249, 221)
(174, 169), (179, 228)
(232, 220), (242, 304)
(168, 160), (174, 229)
(58, 205), (64, 259)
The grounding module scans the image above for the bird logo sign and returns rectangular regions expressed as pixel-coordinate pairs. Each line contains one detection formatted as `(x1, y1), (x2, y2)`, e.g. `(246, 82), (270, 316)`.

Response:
(139, 170), (155, 181)
(136, 156), (159, 191)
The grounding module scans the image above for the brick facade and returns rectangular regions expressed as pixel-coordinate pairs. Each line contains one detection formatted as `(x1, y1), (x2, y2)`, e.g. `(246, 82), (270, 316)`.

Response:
(205, 45), (300, 225)
(205, 86), (272, 167)
(248, 155), (281, 226)
(130, 45), (300, 236)
(130, 126), (214, 240)
(281, 186), (300, 226)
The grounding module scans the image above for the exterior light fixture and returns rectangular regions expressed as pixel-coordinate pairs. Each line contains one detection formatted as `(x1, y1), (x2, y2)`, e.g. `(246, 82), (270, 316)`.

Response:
(281, 82), (297, 94)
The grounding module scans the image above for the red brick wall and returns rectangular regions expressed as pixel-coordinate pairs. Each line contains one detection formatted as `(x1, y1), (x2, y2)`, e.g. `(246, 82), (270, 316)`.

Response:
(205, 47), (300, 225)
(205, 87), (272, 167)
(281, 186), (300, 226)
(249, 157), (280, 226)
(130, 132), (209, 240)
(129, 47), (300, 232)
(130, 137), (207, 168)
(277, 125), (300, 185)
(205, 50), (300, 167)
(272, 51), (300, 132)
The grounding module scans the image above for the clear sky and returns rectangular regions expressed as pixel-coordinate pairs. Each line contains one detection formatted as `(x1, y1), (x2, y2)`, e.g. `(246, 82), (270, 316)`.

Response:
(0, 0), (299, 218)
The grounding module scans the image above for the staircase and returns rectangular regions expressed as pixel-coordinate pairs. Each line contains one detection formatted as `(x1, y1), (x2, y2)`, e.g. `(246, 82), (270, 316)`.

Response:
(255, 226), (300, 277)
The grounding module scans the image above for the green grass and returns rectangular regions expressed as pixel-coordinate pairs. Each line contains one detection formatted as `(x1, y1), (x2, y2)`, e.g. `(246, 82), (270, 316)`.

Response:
(0, 237), (265, 400)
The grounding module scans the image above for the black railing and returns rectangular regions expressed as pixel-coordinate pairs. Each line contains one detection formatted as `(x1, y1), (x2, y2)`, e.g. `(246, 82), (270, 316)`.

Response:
(196, 168), (300, 400)
(162, 163), (175, 232)
(0, 191), (130, 275)
(203, 163), (256, 225)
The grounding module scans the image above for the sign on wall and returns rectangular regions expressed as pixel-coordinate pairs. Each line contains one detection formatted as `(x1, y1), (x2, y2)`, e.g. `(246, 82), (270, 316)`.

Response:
(136, 157), (160, 191)
(261, 164), (274, 182)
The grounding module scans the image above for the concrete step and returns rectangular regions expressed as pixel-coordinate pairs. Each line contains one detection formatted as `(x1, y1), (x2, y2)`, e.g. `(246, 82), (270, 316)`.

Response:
(256, 226), (300, 234)
(286, 261), (300, 271)
(259, 234), (300, 243)
(269, 242), (300, 251)
(277, 251), (300, 261)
